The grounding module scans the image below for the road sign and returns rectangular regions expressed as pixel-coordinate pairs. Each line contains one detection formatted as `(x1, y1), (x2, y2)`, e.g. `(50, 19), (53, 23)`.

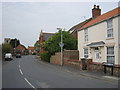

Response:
(59, 43), (64, 47)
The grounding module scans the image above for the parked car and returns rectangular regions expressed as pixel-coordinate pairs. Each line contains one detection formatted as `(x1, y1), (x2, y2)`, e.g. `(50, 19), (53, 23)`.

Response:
(5, 53), (13, 61)
(16, 54), (22, 58)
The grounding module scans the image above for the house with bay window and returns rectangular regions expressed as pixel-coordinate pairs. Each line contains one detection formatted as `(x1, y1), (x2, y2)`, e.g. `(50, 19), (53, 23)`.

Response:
(78, 5), (120, 66)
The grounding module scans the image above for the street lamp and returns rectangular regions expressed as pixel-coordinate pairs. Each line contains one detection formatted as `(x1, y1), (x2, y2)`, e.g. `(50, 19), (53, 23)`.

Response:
(57, 28), (64, 66)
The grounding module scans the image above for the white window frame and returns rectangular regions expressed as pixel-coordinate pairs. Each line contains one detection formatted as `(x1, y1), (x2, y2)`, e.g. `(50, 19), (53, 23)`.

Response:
(84, 48), (88, 58)
(106, 46), (115, 64)
(107, 19), (113, 38)
(84, 29), (88, 42)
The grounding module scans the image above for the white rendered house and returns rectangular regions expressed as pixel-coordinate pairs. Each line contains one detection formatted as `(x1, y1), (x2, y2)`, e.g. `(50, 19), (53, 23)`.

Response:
(78, 5), (120, 66)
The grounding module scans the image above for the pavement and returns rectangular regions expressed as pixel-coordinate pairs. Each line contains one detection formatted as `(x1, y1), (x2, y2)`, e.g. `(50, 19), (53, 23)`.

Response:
(37, 58), (120, 83)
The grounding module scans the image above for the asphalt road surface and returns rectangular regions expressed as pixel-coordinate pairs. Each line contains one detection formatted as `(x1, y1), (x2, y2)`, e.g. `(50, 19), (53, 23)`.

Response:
(2, 55), (118, 89)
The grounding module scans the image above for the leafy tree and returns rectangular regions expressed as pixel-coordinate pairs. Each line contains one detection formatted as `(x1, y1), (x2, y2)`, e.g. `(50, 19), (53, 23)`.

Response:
(42, 30), (77, 55)
(2, 43), (13, 54)
(34, 40), (39, 52)
(10, 38), (20, 48)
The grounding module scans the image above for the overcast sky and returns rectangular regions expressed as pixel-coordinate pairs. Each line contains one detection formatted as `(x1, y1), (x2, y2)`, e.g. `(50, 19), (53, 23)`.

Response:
(1, 1), (119, 47)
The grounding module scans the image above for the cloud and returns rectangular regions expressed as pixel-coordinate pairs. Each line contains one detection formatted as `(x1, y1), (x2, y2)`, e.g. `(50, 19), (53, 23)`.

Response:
(2, 2), (118, 46)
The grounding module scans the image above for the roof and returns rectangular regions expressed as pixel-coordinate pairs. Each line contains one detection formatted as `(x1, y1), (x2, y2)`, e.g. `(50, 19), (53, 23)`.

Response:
(16, 44), (26, 49)
(87, 41), (105, 48)
(78, 7), (120, 30)
(28, 46), (34, 50)
(43, 33), (54, 41)
(69, 18), (92, 33)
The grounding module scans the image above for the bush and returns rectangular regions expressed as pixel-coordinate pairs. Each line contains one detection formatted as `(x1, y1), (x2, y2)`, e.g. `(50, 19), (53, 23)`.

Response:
(41, 52), (51, 62)
(32, 53), (36, 55)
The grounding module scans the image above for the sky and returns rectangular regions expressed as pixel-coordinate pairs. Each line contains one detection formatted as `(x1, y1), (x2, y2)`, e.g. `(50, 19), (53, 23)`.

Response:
(1, 1), (119, 47)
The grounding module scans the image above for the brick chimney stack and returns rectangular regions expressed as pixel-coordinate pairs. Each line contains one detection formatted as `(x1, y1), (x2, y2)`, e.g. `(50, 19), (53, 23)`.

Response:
(92, 5), (101, 18)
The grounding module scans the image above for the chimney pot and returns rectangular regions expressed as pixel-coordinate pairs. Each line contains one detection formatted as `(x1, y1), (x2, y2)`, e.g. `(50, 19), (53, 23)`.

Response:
(94, 5), (96, 8)
(97, 5), (99, 9)
(92, 5), (101, 18)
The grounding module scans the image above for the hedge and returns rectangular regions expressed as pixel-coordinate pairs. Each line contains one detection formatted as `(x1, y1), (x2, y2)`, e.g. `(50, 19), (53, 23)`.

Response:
(41, 52), (51, 62)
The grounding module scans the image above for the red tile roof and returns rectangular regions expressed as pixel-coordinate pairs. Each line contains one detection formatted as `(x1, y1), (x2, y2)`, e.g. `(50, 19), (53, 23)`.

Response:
(28, 46), (34, 50)
(69, 18), (92, 31)
(78, 7), (120, 30)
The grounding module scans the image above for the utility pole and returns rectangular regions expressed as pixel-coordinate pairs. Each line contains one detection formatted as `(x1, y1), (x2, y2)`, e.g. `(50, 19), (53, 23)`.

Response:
(57, 28), (64, 66)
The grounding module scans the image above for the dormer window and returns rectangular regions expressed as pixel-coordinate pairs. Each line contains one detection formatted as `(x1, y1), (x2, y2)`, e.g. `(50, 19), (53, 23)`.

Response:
(107, 19), (113, 38)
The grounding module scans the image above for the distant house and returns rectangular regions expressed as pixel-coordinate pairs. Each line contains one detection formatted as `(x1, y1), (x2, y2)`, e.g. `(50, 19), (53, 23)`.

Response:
(78, 5), (120, 66)
(28, 46), (35, 54)
(69, 18), (92, 40)
(39, 30), (54, 55)
(16, 44), (27, 55)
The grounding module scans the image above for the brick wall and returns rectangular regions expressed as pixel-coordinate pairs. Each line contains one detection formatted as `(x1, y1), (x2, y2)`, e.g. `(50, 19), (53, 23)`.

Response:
(63, 50), (79, 64)
(50, 50), (79, 65)
(65, 60), (81, 70)
(50, 52), (61, 65)
(88, 62), (120, 77)
(50, 50), (120, 77)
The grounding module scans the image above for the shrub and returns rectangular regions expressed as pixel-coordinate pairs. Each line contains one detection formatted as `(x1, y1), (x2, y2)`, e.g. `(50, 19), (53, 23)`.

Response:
(32, 53), (36, 55)
(41, 52), (51, 62)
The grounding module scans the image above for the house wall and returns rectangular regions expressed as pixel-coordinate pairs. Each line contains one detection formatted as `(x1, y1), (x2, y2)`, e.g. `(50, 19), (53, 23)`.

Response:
(78, 16), (119, 65)
(16, 45), (26, 52)
(112, 16), (119, 64)
(39, 34), (46, 55)
(118, 16), (120, 65)
(72, 30), (78, 40)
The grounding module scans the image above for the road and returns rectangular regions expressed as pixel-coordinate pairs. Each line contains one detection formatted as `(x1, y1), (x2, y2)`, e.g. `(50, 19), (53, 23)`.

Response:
(2, 55), (118, 89)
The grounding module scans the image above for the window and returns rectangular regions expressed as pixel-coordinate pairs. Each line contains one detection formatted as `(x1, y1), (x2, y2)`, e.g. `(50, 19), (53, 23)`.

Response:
(84, 29), (88, 42)
(95, 48), (100, 61)
(107, 19), (113, 38)
(107, 46), (115, 64)
(84, 48), (88, 58)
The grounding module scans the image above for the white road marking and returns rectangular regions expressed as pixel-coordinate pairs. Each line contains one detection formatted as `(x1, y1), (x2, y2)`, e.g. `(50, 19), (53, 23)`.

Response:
(19, 69), (23, 75)
(19, 65), (20, 68)
(18, 60), (21, 68)
(24, 78), (37, 90)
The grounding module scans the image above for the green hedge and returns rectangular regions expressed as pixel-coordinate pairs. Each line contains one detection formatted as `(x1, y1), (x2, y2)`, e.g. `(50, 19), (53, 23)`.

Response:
(32, 53), (36, 55)
(41, 52), (51, 62)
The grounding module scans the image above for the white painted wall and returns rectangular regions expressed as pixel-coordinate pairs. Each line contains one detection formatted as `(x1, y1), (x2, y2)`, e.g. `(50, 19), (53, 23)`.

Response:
(112, 16), (119, 64)
(118, 16), (120, 64)
(78, 16), (119, 64)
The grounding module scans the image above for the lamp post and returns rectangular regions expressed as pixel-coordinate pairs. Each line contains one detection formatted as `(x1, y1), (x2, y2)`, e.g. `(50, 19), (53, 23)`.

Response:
(57, 28), (64, 66)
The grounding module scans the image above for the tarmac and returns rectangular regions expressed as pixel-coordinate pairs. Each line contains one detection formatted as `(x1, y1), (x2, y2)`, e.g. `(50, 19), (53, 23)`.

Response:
(37, 59), (120, 84)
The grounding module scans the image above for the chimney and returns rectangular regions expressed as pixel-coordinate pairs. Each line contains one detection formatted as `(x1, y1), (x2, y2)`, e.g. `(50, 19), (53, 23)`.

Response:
(92, 5), (101, 18)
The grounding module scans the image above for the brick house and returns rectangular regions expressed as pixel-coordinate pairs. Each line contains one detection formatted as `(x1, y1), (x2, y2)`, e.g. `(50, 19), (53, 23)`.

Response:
(16, 44), (27, 55)
(28, 46), (35, 54)
(39, 30), (54, 55)
(69, 18), (92, 40)
(78, 5), (120, 67)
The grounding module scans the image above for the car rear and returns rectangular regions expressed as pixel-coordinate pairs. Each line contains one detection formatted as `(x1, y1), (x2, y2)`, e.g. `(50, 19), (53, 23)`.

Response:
(5, 53), (13, 61)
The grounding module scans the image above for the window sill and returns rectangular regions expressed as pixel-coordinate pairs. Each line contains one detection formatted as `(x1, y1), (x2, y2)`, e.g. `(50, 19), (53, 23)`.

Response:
(106, 37), (114, 40)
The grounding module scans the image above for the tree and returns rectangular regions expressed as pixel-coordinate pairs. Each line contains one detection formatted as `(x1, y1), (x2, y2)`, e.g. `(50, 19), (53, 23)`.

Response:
(10, 38), (20, 48)
(42, 30), (77, 55)
(2, 43), (13, 54)
(34, 40), (39, 52)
